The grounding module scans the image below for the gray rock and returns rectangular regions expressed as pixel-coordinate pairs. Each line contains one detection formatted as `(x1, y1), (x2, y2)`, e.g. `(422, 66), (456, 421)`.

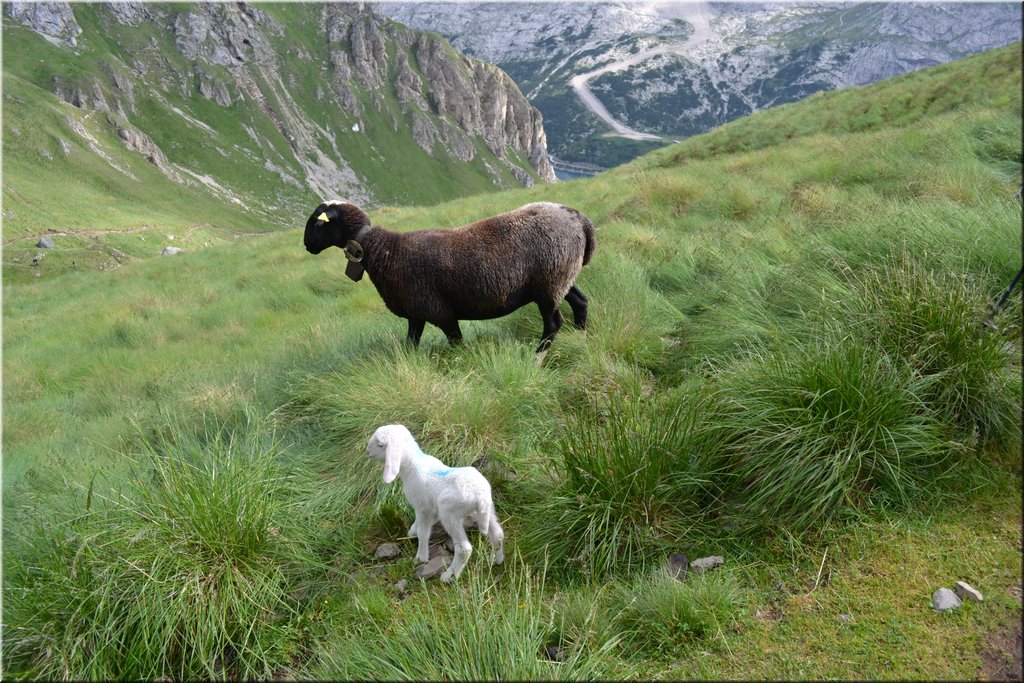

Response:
(932, 587), (962, 611)
(428, 544), (451, 560)
(394, 578), (408, 592)
(37, 236), (55, 249)
(838, 614), (850, 623)
(472, 456), (519, 483)
(161, 246), (182, 256)
(544, 645), (565, 662)
(690, 556), (725, 574)
(954, 581), (983, 602)
(415, 555), (450, 580)
(667, 552), (689, 580)
(374, 542), (401, 561)
(3, 211), (14, 220)
(5, 2), (82, 47)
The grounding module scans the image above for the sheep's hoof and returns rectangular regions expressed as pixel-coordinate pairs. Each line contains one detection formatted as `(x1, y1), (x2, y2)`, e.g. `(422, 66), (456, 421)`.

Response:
(439, 571), (456, 583)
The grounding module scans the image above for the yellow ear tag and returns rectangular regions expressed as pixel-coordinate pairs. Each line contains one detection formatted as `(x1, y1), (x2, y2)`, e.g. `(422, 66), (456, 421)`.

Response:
(317, 212), (330, 222)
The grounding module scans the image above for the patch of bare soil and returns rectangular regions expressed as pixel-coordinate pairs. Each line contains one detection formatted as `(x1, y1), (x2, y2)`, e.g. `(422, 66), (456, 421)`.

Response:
(980, 618), (1023, 681)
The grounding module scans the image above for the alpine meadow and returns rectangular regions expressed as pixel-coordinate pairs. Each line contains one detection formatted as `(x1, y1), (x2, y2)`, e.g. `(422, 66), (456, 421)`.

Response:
(3, 13), (1022, 680)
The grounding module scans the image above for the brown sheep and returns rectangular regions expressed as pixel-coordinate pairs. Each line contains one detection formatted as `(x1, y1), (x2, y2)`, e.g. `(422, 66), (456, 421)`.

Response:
(303, 200), (595, 352)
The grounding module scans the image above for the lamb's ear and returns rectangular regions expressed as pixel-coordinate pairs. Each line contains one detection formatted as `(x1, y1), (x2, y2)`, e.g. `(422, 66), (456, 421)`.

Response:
(382, 433), (402, 483)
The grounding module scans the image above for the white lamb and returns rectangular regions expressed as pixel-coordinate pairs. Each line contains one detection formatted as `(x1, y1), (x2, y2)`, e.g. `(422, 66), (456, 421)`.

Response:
(366, 424), (505, 583)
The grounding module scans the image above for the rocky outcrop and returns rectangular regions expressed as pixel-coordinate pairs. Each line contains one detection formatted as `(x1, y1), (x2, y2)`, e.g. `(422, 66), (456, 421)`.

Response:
(108, 116), (186, 184)
(6, 1), (556, 214)
(5, 2), (81, 47)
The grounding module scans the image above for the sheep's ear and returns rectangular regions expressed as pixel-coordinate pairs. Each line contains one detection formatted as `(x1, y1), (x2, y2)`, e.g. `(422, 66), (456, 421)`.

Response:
(382, 434), (402, 483)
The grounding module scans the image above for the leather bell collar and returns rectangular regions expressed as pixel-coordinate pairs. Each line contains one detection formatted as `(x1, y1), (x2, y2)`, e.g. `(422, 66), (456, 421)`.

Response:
(343, 225), (371, 281)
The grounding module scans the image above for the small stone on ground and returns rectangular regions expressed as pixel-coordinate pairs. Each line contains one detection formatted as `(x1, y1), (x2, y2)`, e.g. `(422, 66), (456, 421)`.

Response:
(690, 555), (725, 574)
(667, 552), (689, 580)
(954, 580), (984, 602)
(544, 645), (565, 662)
(932, 587), (962, 611)
(415, 555), (450, 580)
(374, 542), (400, 561)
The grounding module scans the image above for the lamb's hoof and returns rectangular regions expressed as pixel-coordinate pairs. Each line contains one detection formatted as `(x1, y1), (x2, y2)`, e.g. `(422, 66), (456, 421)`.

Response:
(494, 553), (505, 565)
(439, 571), (457, 583)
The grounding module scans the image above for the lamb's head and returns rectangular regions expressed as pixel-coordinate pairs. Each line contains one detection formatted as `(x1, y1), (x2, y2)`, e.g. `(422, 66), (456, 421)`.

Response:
(366, 424), (416, 483)
(304, 200), (371, 255)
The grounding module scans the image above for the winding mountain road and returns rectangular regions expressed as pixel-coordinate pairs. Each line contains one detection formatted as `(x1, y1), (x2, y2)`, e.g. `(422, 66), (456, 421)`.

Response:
(568, 1), (718, 140)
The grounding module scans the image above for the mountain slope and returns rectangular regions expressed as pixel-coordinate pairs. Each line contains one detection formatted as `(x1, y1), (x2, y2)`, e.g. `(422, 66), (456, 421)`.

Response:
(1, 2), (555, 240)
(381, 1), (1022, 170)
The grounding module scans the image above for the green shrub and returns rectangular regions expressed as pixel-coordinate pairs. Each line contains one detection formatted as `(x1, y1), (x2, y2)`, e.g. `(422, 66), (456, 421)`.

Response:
(612, 567), (746, 656)
(718, 331), (954, 532)
(847, 253), (1022, 448)
(521, 385), (725, 580)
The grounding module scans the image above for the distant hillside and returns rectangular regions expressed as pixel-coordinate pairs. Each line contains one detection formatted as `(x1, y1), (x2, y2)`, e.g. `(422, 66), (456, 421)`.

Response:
(1, 1), (555, 243)
(381, 1), (1022, 170)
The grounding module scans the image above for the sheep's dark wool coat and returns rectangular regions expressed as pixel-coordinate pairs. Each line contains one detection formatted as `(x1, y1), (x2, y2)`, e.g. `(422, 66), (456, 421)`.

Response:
(304, 200), (596, 351)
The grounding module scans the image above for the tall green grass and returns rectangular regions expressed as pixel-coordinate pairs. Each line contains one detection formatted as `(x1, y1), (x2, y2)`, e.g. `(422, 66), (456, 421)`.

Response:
(310, 555), (627, 680)
(3, 419), (322, 680)
(521, 385), (725, 580)
(716, 331), (955, 532)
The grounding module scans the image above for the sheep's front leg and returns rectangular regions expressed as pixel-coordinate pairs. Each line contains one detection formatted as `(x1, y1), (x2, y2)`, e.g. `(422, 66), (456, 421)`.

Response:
(407, 318), (426, 347)
(412, 513), (435, 563)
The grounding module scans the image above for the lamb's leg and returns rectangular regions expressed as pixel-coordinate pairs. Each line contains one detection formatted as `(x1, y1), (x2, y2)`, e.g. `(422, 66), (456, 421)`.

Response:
(437, 320), (463, 346)
(413, 513), (435, 563)
(407, 318), (426, 347)
(486, 506), (505, 565)
(439, 516), (472, 583)
(535, 298), (563, 353)
(564, 285), (589, 330)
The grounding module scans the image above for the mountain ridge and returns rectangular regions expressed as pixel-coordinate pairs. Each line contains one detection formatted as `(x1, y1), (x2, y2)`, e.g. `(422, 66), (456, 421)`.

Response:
(380, 1), (1022, 169)
(2, 1), (555, 224)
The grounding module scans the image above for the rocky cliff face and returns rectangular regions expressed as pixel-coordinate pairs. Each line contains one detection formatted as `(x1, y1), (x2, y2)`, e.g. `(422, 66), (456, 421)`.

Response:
(4, 2), (555, 213)
(381, 1), (1022, 170)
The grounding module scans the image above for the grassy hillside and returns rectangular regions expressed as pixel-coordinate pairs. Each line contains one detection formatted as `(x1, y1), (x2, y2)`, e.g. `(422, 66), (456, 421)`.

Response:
(3, 43), (1021, 680)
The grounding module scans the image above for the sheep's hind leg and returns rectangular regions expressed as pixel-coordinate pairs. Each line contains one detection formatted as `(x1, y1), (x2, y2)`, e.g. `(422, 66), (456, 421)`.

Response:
(439, 517), (472, 583)
(564, 285), (589, 330)
(486, 509), (505, 565)
(535, 298), (563, 353)
(437, 320), (463, 347)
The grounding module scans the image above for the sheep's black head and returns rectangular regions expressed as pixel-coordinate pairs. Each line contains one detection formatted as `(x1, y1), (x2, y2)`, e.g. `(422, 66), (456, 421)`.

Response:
(304, 200), (371, 255)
